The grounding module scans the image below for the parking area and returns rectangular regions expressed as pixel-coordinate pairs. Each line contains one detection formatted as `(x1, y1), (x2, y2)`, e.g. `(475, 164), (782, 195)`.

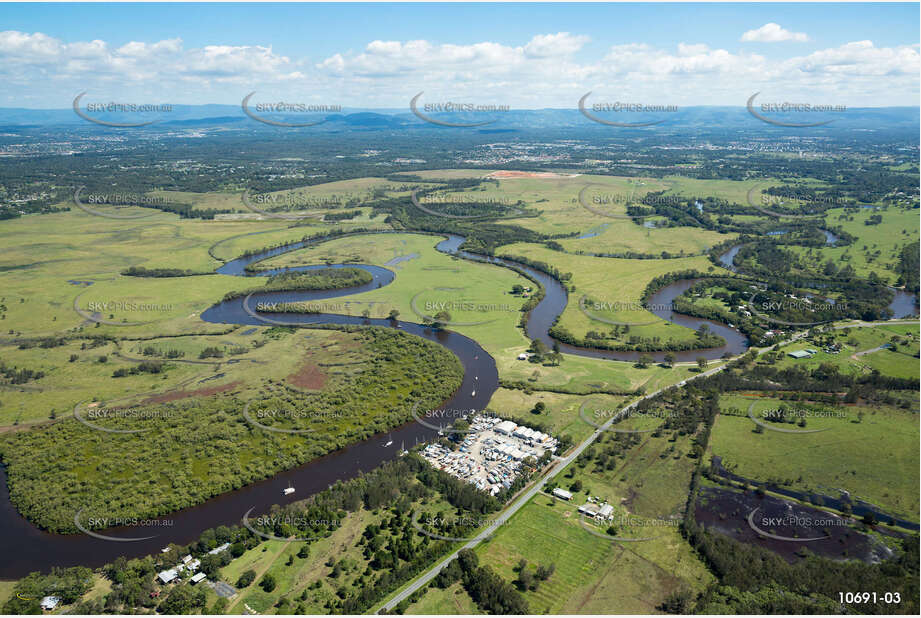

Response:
(421, 415), (558, 495)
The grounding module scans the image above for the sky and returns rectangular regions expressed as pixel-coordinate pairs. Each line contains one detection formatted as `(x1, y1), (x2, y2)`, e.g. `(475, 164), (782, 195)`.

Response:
(1, 2), (919, 109)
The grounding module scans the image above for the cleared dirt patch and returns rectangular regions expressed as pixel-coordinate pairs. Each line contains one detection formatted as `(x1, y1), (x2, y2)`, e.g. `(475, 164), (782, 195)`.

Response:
(486, 170), (581, 179)
(287, 361), (327, 390)
(142, 381), (241, 404)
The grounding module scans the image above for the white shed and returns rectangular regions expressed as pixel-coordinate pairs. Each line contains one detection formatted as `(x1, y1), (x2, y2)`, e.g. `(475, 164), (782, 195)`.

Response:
(190, 572), (207, 585)
(552, 488), (572, 500)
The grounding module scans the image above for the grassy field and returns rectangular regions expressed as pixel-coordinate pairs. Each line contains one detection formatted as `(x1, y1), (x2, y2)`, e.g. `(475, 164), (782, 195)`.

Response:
(561, 429), (702, 523)
(712, 394), (920, 518)
(405, 581), (480, 615)
(0, 581), (14, 608)
(0, 327), (284, 426)
(486, 388), (625, 444)
(225, 508), (377, 614)
(797, 206), (919, 284)
(661, 175), (790, 207)
(0, 209), (304, 337)
(496, 351), (714, 395)
(495, 241), (722, 345)
(0, 322), (374, 426)
(147, 176), (410, 217)
(0, 202), (405, 339)
(83, 573), (113, 607)
(221, 491), (461, 615)
(431, 173), (736, 255)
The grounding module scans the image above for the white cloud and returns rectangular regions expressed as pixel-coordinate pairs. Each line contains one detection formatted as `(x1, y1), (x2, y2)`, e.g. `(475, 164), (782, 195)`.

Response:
(601, 42), (767, 77)
(788, 40), (919, 76)
(116, 39), (183, 58)
(0, 30), (63, 61)
(741, 23), (809, 43)
(317, 38), (524, 79)
(0, 30), (304, 91)
(0, 30), (916, 107)
(524, 32), (590, 58)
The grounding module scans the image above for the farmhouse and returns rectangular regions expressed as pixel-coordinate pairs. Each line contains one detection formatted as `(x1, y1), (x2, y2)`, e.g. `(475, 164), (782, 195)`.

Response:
(40, 596), (61, 611)
(787, 350), (812, 359)
(579, 501), (615, 521)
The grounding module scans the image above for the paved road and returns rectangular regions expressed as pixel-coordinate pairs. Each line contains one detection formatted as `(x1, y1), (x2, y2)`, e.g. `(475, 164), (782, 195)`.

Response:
(377, 318), (918, 612)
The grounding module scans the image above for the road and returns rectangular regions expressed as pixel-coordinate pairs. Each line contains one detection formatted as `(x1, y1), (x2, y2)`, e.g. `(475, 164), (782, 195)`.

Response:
(378, 318), (917, 612)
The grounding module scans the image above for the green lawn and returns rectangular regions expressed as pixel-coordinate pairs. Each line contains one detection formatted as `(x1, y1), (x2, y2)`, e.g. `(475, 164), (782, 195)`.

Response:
(405, 582), (480, 615)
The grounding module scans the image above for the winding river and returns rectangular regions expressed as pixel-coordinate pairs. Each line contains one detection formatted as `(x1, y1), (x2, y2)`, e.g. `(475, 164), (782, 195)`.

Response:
(0, 229), (915, 578)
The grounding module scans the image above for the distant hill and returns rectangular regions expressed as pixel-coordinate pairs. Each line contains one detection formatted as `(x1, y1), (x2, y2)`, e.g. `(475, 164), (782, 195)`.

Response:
(0, 105), (917, 133)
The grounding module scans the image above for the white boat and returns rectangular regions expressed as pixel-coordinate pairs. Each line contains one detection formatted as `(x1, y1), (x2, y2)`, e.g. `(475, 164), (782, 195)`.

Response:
(471, 390), (476, 396)
(283, 483), (295, 496)
(384, 434), (393, 447)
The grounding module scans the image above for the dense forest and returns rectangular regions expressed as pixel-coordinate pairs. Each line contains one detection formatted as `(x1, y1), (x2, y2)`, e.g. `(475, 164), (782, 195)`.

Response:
(0, 327), (463, 533)
(221, 268), (373, 301)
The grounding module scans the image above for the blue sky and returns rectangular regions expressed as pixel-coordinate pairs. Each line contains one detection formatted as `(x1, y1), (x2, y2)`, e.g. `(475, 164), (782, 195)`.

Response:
(1, 2), (918, 108)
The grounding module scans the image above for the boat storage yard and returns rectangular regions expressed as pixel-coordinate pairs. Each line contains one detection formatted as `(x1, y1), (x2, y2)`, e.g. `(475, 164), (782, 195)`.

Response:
(420, 415), (558, 495)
